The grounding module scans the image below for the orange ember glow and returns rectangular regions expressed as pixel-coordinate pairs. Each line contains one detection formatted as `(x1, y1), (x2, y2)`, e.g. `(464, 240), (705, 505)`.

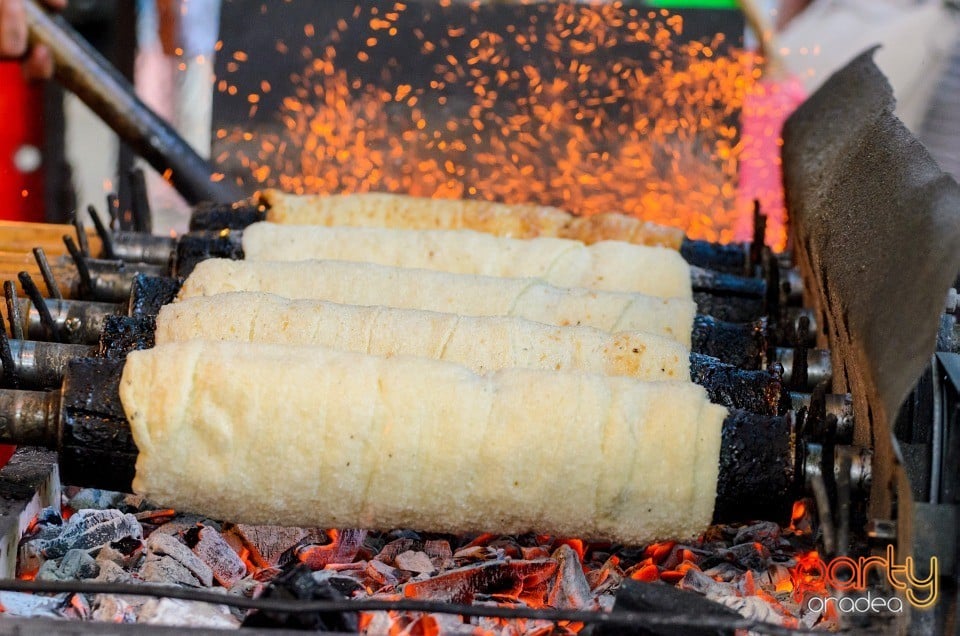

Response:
(218, 2), (788, 249)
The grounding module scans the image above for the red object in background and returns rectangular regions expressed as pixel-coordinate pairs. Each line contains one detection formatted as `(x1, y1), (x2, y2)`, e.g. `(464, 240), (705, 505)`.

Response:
(0, 61), (46, 222)
(0, 61), (46, 468)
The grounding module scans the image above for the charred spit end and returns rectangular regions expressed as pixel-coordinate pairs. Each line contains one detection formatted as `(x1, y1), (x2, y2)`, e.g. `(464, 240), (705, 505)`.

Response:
(0, 389), (60, 447)
(129, 168), (153, 234)
(21, 298), (124, 345)
(690, 266), (767, 323)
(63, 235), (93, 299)
(98, 315), (156, 359)
(189, 201), (267, 232)
(97, 315), (156, 359)
(59, 357), (137, 492)
(83, 259), (168, 304)
(691, 315), (767, 370)
(110, 233), (176, 269)
(18, 272), (60, 344)
(32, 248), (63, 301)
(689, 352), (783, 416)
(4, 282), (23, 341)
(678, 239), (750, 276)
(173, 230), (244, 278)
(128, 275), (182, 318)
(0, 311), (18, 389)
(714, 409), (799, 524)
(775, 347), (833, 392)
(87, 205), (117, 260)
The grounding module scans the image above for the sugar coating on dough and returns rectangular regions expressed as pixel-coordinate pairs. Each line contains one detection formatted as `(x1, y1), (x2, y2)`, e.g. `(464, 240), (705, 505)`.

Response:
(155, 292), (689, 381)
(121, 340), (724, 543)
(179, 259), (697, 346)
(240, 223), (692, 299)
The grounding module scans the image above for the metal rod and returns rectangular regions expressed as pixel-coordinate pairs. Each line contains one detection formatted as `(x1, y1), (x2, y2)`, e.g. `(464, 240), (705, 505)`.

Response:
(63, 235), (93, 298)
(17, 273), (60, 343)
(129, 168), (153, 234)
(24, 0), (244, 205)
(72, 215), (90, 257)
(4, 282), (23, 341)
(31, 248), (62, 300)
(106, 193), (120, 231)
(87, 205), (117, 260)
(0, 311), (19, 389)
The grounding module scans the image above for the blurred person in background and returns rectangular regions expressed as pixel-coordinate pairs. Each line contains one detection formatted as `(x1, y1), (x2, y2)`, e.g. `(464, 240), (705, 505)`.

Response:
(773, 0), (960, 143)
(136, 0), (221, 231)
(0, 0), (65, 78)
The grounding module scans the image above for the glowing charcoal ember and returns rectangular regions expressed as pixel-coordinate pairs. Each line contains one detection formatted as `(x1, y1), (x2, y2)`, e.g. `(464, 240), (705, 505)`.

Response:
(295, 528), (366, 570)
(145, 533), (215, 587)
(546, 544), (594, 609)
(226, 524), (328, 569)
(183, 525), (248, 588)
(32, 509), (142, 559)
(393, 550), (435, 574)
(402, 559), (558, 604)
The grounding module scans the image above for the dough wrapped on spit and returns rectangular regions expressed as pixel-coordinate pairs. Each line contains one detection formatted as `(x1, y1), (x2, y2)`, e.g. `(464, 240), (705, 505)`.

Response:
(242, 223), (692, 299)
(121, 340), (726, 543)
(261, 190), (685, 249)
(156, 292), (689, 381)
(179, 260), (697, 346)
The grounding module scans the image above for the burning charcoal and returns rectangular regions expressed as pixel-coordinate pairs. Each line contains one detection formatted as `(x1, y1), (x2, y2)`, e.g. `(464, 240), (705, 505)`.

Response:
(20, 507), (63, 547)
(311, 570), (366, 598)
(119, 494), (150, 513)
(228, 523), (326, 568)
(402, 559), (557, 604)
(732, 522), (781, 549)
(365, 559), (401, 587)
(384, 529), (422, 542)
(138, 598), (240, 628)
(702, 562), (743, 582)
(36, 509), (142, 559)
(488, 537), (523, 559)
(376, 537), (420, 565)
(139, 555), (206, 588)
(726, 542), (771, 572)
(293, 528), (366, 570)
(242, 565), (359, 632)
(146, 533), (214, 587)
(0, 591), (63, 618)
(61, 593), (91, 620)
(92, 595), (137, 623)
(394, 550), (435, 575)
(183, 525), (248, 588)
(712, 595), (797, 628)
(95, 536), (144, 569)
(36, 548), (100, 581)
(587, 556), (624, 596)
(596, 580), (740, 636)
(67, 488), (125, 511)
(423, 539), (453, 569)
(93, 559), (136, 584)
(678, 568), (738, 599)
(547, 544), (594, 609)
(452, 545), (490, 561)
